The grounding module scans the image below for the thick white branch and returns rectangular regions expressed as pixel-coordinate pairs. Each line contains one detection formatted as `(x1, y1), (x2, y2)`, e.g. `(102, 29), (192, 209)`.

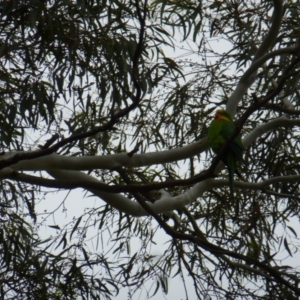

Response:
(243, 117), (300, 147)
(213, 175), (300, 191)
(1, 118), (300, 176)
(227, 0), (284, 115)
(45, 169), (216, 217)
(2, 139), (208, 171)
(47, 169), (148, 216)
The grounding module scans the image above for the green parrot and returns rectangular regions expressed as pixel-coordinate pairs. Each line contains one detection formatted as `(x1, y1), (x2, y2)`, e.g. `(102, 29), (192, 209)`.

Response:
(207, 109), (244, 198)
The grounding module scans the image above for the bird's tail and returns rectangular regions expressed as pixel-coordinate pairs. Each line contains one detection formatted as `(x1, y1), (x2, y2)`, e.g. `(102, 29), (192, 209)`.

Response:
(227, 152), (240, 217)
(228, 166), (240, 217)
(228, 166), (234, 199)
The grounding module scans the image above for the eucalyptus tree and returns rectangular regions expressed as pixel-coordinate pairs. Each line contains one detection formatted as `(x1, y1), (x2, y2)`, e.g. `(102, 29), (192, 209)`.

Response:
(1, 0), (300, 299)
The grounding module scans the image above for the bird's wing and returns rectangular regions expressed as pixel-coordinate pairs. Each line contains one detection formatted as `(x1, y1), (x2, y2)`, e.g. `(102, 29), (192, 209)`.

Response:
(207, 120), (226, 153)
(219, 121), (244, 160)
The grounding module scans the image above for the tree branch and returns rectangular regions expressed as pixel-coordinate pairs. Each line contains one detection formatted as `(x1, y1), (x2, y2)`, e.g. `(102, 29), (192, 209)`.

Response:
(252, 0), (283, 62)
(126, 178), (300, 296)
(227, 0), (283, 114)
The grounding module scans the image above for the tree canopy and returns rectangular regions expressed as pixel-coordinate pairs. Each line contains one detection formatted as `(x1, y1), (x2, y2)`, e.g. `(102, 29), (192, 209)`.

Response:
(1, 0), (300, 299)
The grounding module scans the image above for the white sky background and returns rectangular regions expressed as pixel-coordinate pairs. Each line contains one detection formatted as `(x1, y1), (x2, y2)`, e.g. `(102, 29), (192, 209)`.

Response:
(26, 4), (300, 300)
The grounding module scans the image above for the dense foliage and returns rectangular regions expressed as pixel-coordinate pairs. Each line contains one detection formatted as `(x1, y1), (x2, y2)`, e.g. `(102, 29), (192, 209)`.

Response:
(1, 0), (300, 299)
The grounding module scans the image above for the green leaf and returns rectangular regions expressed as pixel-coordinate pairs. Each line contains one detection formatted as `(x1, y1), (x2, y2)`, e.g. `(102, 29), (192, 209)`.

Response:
(70, 216), (82, 240)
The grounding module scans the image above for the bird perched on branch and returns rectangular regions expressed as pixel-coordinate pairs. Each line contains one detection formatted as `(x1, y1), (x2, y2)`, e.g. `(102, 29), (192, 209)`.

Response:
(207, 109), (244, 198)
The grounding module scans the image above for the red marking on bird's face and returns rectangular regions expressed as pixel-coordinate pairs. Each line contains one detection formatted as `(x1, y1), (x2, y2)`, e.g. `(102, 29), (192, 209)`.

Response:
(214, 110), (229, 121)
